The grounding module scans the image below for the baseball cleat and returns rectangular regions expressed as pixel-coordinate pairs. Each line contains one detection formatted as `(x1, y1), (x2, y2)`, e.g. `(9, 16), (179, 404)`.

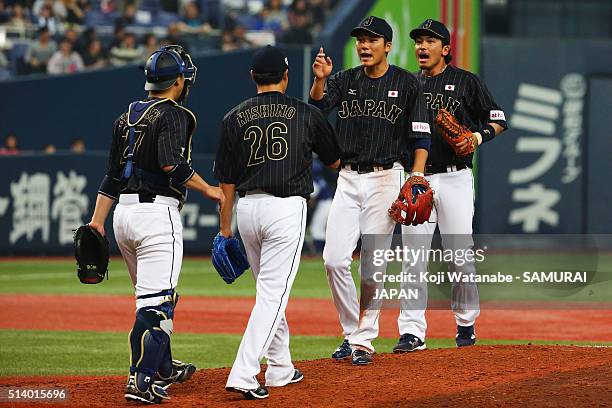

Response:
(351, 349), (373, 366)
(226, 385), (269, 400)
(125, 375), (170, 404)
(456, 325), (476, 347)
(331, 339), (352, 360)
(393, 333), (427, 353)
(154, 359), (197, 388)
(289, 368), (304, 384)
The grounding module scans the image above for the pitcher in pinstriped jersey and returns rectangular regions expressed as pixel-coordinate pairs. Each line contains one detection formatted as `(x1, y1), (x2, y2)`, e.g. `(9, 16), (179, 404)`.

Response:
(309, 16), (431, 366)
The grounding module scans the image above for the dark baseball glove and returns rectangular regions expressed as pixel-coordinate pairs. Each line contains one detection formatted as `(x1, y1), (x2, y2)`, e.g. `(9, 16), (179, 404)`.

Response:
(211, 233), (249, 284)
(74, 225), (109, 284)
(435, 108), (478, 156)
(388, 175), (434, 226)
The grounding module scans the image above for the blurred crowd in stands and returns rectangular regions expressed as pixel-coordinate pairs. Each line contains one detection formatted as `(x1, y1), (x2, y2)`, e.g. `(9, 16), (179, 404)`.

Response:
(0, 133), (87, 154)
(0, 0), (338, 79)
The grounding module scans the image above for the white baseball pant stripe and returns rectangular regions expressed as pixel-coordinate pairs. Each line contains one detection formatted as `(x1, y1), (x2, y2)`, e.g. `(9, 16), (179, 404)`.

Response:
(398, 168), (480, 341)
(113, 194), (183, 311)
(226, 194), (306, 390)
(323, 163), (404, 352)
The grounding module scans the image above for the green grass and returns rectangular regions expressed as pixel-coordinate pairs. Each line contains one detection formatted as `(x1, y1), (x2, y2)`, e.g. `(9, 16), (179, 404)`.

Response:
(1, 255), (611, 303)
(0, 258), (342, 298)
(1, 329), (609, 377)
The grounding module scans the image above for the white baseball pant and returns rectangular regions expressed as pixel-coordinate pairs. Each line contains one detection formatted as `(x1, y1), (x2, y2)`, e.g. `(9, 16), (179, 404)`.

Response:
(323, 162), (404, 352)
(113, 194), (183, 311)
(398, 168), (480, 341)
(226, 193), (306, 390)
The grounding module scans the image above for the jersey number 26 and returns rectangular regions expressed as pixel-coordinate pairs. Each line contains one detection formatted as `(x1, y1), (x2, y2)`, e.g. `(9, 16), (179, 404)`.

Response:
(244, 122), (288, 167)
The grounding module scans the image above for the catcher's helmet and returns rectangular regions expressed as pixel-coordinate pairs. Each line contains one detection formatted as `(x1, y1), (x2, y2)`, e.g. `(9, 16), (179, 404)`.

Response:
(144, 45), (197, 92)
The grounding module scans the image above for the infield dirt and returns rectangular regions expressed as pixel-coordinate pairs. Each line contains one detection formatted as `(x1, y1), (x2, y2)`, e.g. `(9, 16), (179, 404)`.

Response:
(1, 345), (610, 407)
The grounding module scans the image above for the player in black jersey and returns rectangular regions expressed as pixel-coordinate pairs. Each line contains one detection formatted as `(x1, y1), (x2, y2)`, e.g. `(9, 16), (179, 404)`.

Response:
(393, 20), (508, 353)
(216, 45), (340, 400)
(310, 16), (431, 366)
(87, 45), (222, 404)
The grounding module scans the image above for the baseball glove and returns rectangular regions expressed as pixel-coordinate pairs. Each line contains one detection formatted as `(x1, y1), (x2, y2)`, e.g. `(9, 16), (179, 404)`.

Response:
(211, 233), (249, 284)
(388, 175), (433, 226)
(435, 108), (478, 156)
(73, 225), (109, 284)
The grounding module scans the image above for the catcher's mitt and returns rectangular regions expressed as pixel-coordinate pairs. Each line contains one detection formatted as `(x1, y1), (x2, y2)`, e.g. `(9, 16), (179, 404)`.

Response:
(74, 225), (109, 284)
(435, 108), (478, 156)
(388, 175), (433, 226)
(211, 233), (249, 284)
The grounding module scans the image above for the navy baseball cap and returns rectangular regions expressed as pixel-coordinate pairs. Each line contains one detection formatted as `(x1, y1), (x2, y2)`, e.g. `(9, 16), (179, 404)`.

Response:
(350, 16), (393, 42)
(410, 19), (451, 44)
(251, 45), (289, 74)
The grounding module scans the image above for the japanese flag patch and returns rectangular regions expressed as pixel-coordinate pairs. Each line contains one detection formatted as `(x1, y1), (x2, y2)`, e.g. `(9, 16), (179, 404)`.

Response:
(388, 90), (398, 97)
(445, 84), (455, 91)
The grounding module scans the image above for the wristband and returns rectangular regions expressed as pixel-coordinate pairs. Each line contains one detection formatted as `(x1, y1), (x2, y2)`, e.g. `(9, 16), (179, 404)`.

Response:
(411, 171), (424, 177)
(479, 124), (496, 143)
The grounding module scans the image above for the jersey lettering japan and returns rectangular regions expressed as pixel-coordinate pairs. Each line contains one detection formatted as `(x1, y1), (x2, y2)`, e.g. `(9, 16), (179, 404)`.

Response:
(311, 65), (430, 166)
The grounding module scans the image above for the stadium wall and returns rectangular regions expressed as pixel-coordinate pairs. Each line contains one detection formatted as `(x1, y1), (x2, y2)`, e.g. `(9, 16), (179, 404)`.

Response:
(0, 153), (218, 255)
(0, 47), (308, 153)
(477, 38), (612, 234)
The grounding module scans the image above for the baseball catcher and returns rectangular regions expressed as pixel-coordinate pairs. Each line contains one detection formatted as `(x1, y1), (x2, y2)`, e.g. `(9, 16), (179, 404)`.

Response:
(388, 175), (433, 226)
(73, 224), (109, 284)
(211, 233), (249, 284)
(435, 108), (479, 156)
(82, 44), (223, 404)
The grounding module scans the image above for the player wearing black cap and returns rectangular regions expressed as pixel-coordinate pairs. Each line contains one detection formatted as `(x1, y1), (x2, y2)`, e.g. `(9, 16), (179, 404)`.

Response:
(87, 45), (223, 403)
(310, 16), (431, 366)
(393, 20), (508, 353)
(216, 45), (340, 400)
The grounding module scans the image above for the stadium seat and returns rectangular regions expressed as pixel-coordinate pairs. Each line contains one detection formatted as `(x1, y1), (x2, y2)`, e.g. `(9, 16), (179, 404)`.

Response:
(155, 11), (180, 26)
(9, 41), (30, 75)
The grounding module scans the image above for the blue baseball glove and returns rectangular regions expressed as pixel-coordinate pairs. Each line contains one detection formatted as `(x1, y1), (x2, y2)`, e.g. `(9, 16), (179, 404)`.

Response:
(211, 233), (250, 284)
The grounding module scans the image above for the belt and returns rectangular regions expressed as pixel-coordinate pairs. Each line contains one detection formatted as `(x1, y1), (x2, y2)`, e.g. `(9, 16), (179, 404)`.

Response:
(119, 193), (179, 207)
(137, 193), (156, 203)
(343, 162), (394, 174)
(238, 189), (268, 198)
(426, 163), (470, 174)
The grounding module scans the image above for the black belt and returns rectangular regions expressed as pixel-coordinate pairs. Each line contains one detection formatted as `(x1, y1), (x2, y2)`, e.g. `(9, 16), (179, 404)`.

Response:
(130, 193), (157, 203)
(344, 162), (394, 174)
(426, 163), (470, 174)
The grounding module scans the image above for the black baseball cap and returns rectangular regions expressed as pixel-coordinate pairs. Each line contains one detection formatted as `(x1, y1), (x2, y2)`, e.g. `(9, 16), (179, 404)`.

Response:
(410, 19), (451, 44)
(251, 45), (289, 74)
(350, 16), (393, 42)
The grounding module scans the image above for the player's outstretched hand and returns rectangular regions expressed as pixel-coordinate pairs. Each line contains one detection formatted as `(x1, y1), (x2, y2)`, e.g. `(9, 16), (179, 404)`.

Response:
(312, 47), (333, 79)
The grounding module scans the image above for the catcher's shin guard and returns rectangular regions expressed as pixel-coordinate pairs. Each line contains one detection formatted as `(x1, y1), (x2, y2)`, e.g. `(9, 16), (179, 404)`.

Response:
(129, 306), (173, 393)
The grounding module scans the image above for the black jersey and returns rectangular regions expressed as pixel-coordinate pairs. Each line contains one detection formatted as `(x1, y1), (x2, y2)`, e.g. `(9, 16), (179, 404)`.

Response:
(215, 91), (340, 198)
(415, 65), (508, 168)
(309, 65), (430, 166)
(102, 97), (196, 202)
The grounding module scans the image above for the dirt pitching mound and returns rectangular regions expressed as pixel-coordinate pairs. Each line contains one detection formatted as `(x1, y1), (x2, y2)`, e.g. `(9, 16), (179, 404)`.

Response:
(1, 345), (610, 407)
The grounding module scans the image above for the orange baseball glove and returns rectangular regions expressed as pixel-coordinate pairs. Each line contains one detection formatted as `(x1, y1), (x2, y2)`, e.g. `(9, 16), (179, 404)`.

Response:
(435, 108), (478, 156)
